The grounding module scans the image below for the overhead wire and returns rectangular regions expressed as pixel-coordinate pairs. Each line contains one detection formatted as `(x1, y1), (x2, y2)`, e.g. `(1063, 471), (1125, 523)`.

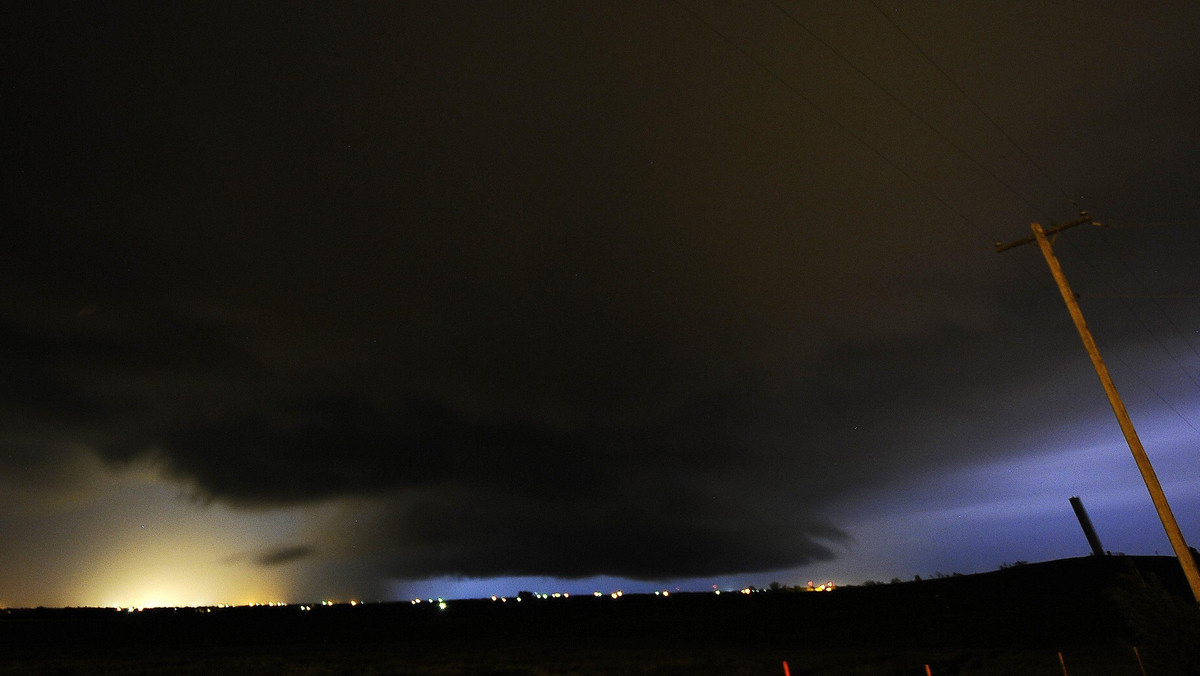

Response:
(667, 0), (999, 248)
(835, 0), (1088, 293)
(1054, 235), (1200, 435)
(669, 0), (1200, 444)
(1077, 294), (1200, 300)
(673, 0), (1197, 421)
(1096, 228), (1200, 371)
(769, 0), (1067, 294)
(770, 0), (1040, 212)
(669, 0), (1074, 343)
(858, 0), (1200, 433)
(1102, 219), (1200, 230)
(1090, 335), (1200, 438)
(864, 0), (1076, 205)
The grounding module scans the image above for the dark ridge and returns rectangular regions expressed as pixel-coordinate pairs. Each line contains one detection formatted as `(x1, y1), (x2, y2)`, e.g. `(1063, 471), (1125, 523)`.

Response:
(2, 556), (1197, 674)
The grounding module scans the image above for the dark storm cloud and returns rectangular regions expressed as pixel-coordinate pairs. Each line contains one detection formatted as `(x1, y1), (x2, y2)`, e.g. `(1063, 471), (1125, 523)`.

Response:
(75, 295), (1100, 579)
(116, 384), (859, 577)
(221, 544), (317, 567)
(5, 1), (1200, 586)
(0, 310), (261, 484)
(256, 545), (317, 567)
(0, 316), (103, 424)
(379, 485), (849, 580)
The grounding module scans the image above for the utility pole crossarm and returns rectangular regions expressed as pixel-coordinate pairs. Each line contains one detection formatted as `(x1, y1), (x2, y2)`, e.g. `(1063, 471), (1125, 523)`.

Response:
(994, 212), (1098, 252)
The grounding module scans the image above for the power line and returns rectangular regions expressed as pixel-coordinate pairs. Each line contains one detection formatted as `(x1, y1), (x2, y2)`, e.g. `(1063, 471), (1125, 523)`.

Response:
(668, 0), (997, 246)
(1098, 336), (1200, 438)
(770, 0), (1039, 211)
(866, 0), (1200, 428)
(1077, 293), (1200, 300)
(1102, 219), (1200, 229)
(1055, 235), (1200, 433)
(1094, 228), (1200, 374)
(997, 220), (1200, 604)
(864, 0), (1076, 205)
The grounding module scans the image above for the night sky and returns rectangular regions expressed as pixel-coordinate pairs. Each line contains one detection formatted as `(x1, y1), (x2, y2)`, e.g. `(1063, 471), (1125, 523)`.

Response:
(4, 2), (1199, 608)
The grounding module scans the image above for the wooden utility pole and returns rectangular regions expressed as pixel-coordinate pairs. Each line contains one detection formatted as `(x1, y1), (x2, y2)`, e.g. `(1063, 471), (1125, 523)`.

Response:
(997, 213), (1200, 605)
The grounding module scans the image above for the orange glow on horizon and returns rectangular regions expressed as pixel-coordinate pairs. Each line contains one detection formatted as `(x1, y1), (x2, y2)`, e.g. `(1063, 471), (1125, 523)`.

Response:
(80, 537), (290, 609)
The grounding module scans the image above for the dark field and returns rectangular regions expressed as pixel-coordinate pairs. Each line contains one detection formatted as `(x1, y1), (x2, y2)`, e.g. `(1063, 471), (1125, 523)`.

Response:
(3, 556), (1198, 675)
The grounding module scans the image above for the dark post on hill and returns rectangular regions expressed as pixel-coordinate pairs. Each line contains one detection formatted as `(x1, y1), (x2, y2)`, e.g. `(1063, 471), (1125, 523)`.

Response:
(997, 213), (1200, 606)
(1070, 496), (1105, 557)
